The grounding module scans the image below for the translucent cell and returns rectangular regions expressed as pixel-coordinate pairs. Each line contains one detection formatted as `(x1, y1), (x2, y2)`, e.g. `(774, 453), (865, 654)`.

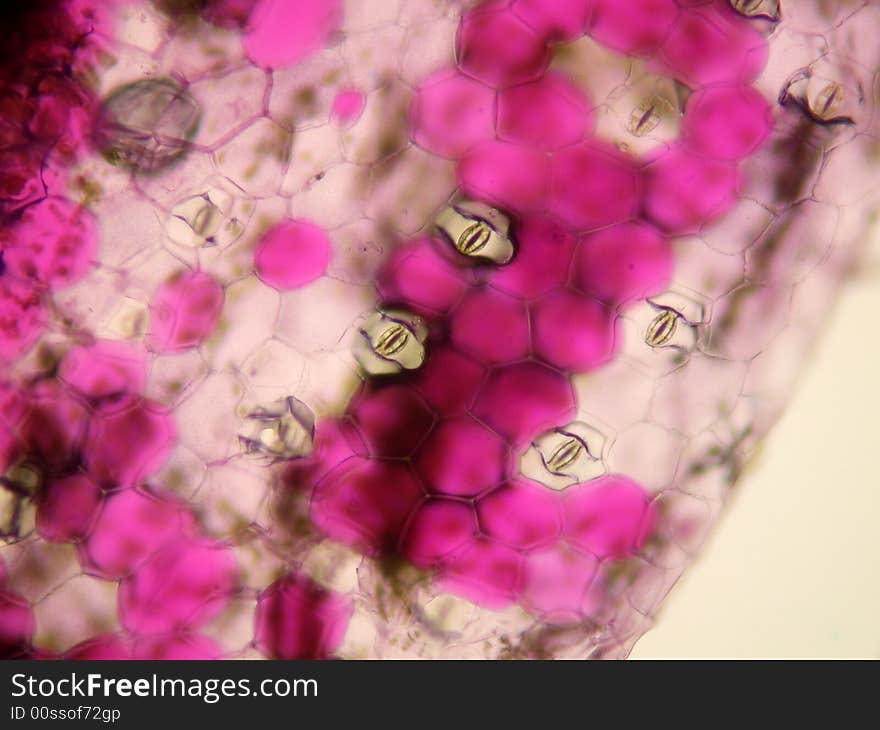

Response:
(145, 271), (224, 353)
(254, 219), (332, 291)
(165, 177), (250, 249)
(238, 396), (315, 463)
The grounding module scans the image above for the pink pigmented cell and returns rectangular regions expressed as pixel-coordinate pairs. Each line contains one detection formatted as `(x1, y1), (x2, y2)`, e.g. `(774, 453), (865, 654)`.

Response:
(450, 287), (530, 364)
(531, 290), (618, 372)
(409, 346), (486, 417)
(456, 1), (551, 88)
(0, 147), (45, 212)
(64, 634), (132, 660)
(588, 0), (680, 56)
(83, 395), (176, 488)
(146, 270), (224, 354)
(414, 416), (509, 497)
(458, 140), (551, 214)
(436, 538), (523, 610)
(310, 458), (424, 556)
(511, 0), (594, 42)
(376, 237), (470, 316)
(79, 487), (195, 579)
(201, 0), (259, 29)
(657, 6), (768, 88)
(16, 381), (90, 472)
(478, 478), (563, 551)
(255, 574), (353, 660)
(400, 499), (478, 569)
(563, 476), (656, 559)
(283, 418), (363, 490)
(331, 88), (365, 126)
(242, 0), (343, 70)
(492, 216), (576, 300)
(0, 277), (46, 364)
(681, 84), (774, 161)
(549, 141), (641, 232)
(519, 544), (599, 624)
(497, 72), (594, 151)
(572, 222), (673, 306)
(58, 339), (147, 401)
(1, 196), (98, 288)
(36, 473), (103, 543)
(134, 634), (223, 660)
(254, 219), (332, 291)
(0, 592), (34, 658)
(472, 362), (576, 447)
(643, 144), (741, 234)
(119, 538), (238, 635)
(409, 70), (497, 160)
(347, 385), (436, 458)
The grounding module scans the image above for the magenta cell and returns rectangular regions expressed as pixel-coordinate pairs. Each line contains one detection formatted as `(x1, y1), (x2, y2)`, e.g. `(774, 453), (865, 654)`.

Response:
(347, 384), (436, 458)
(549, 141), (641, 231)
(201, 0), (259, 29)
(531, 290), (618, 372)
(458, 140), (551, 214)
(588, 0), (680, 56)
(83, 395), (176, 488)
(681, 84), (774, 161)
(58, 339), (147, 401)
(16, 381), (90, 472)
(473, 362), (575, 447)
(36, 473), (103, 543)
(657, 5), (768, 88)
(0, 146), (45, 212)
(643, 145), (740, 234)
(242, 0), (343, 70)
(331, 88), (365, 126)
(497, 72), (594, 151)
(376, 237), (470, 315)
(146, 270), (224, 354)
(511, 0), (594, 42)
(478, 478), (563, 550)
(414, 416), (509, 497)
(492, 216), (576, 300)
(519, 544), (600, 623)
(0, 592), (35, 658)
(283, 418), (364, 490)
(456, 0), (551, 88)
(572, 222), (673, 306)
(254, 219), (332, 291)
(311, 458), (424, 556)
(400, 499), (478, 569)
(80, 487), (196, 579)
(410, 70), (497, 160)
(255, 574), (353, 660)
(450, 287), (530, 364)
(563, 476), (656, 559)
(0, 277), (46, 364)
(409, 346), (486, 417)
(119, 538), (238, 635)
(1, 196), (98, 288)
(134, 634), (223, 660)
(64, 634), (132, 660)
(436, 538), (523, 610)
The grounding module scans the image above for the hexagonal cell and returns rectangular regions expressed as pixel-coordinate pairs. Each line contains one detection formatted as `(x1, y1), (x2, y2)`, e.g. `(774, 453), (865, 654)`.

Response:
(188, 65), (267, 147)
(478, 478), (562, 550)
(173, 371), (242, 462)
(58, 339), (148, 402)
(347, 384), (436, 458)
(214, 117), (290, 197)
(511, 0), (593, 42)
(457, 140), (551, 215)
(145, 270), (224, 354)
(519, 543), (600, 624)
(399, 499), (478, 569)
(520, 421), (609, 490)
(606, 422), (686, 492)
(491, 215), (575, 299)
(588, 0), (680, 56)
(436, 538), (523, 610)
(450, 287), (530, 365)
(408, 346), (487, 418)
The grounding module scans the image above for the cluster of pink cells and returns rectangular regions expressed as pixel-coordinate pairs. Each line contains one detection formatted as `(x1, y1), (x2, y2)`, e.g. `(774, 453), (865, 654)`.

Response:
(0, 0), (776, 659)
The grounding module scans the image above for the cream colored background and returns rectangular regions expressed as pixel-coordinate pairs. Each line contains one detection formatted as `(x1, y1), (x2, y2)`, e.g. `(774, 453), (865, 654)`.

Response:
(631, 252), (880, 659)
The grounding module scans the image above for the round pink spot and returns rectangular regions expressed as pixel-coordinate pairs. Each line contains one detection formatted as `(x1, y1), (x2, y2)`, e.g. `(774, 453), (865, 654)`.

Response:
(255, 574), (353, 659)
(531, 290), (618, 372)
(563, 475), (656, 559)
(347, 384), (436, 458)
(457, 0), (551, 88)
(492, 216), (576, 300)
(549, 141), (641, 231)
(331, 88), (365, 125)
(36, 473), (103, 543)
(682, 84), (774, 161)
(0, 277), (46, 364)
(643, 144), (740, 234)
(478, 478), (562, 550)
(589, 0), (680, 56)
(450, 287), (530, 364)
(311, 458), (424, 556)
(242, 0), (343, 70)
(437, 539), (523, 610)
(254, 219), (332, 291)
(458, 140), (551, 214)
(83, 395), (176, 488)
(400, 499), (478, 569)
(473, 362), (575, 447)
(1, 196), (98, 289)
(497, 72), (594, 151)
(573, 222), (673, 306)
(119, 538), (238, 635)
(511, 0), (594, 42)
(414, 416), (509, 497)
(519, 544), (600, 624)
(410, 70), (496, 160)
(146, 270), (224, 354)
(409, 346), (486, 417)
(59, 339), (147, 401)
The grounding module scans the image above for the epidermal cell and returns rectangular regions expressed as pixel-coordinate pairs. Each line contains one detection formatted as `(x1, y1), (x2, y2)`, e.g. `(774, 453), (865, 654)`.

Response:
(353, 309), (427, 377)
(93, 77), (200, 173)
(434, 200), (515, 265)
(165, 176), (251, 249)
(238, 396), (316, 464)
(520, 421), (609, 491)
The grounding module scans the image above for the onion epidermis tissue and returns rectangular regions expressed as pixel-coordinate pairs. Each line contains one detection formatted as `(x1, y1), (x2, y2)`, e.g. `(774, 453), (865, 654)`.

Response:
(0, 0), (877, 660)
